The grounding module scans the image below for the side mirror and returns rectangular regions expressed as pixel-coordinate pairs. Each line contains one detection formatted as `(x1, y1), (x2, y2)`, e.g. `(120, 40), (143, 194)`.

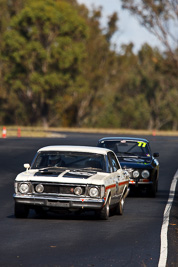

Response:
(24, 163), (30, 172)
(153, 152), (159, 158)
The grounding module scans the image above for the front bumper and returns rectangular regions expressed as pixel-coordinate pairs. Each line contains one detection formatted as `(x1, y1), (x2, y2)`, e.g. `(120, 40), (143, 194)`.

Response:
(13, 194), (105, 210)
(129, 179), (153, 186)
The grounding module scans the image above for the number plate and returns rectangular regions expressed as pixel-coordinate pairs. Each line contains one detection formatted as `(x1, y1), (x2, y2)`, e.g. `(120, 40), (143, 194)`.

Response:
(48, 201), (70, 207)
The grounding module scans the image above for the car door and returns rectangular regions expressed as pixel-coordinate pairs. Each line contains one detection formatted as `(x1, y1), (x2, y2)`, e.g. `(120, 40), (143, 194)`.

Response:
(107, 152), (123, 205)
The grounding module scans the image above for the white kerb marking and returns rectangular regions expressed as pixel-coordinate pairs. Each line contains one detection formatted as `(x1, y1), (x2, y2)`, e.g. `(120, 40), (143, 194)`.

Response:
(158, 169), (178, 267)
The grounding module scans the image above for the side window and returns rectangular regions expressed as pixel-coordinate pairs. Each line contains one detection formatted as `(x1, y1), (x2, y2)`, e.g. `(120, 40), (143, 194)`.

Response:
(108, 152), (120, 172)
(107, 157), (112, 173)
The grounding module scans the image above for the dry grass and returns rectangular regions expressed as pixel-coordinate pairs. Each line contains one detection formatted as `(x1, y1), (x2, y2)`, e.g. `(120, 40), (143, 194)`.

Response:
(1, 126), (178, 138)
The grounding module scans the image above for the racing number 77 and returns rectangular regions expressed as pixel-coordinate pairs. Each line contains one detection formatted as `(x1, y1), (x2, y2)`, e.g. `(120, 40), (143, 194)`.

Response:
(137, 142), (147, 147)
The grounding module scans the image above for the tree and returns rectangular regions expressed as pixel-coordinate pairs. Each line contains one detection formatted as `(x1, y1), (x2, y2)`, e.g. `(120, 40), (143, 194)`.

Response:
(111, 43), (151, 129)
(1, 0), (177, 130)
(0, 0), (27, 123)
(2, 0), (88, 126)
(71, 5), (121, 127)
(137, 44), (178, 130)
(105, 12), (118, 42)
(121, 0), (178, 66)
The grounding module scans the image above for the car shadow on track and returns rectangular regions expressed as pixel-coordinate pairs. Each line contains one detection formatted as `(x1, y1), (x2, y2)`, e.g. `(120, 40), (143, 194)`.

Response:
(8, 209), (113, 221)
(128, 187), (170, 199)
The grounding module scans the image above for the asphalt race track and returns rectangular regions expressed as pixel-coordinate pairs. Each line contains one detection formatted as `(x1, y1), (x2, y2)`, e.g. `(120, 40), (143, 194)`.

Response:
(0, 132), (178, 267)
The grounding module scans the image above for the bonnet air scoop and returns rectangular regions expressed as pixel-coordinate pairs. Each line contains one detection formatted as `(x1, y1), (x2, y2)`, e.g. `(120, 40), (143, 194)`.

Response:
(34, 167), (66, 177)
(63, 170), (96, 179)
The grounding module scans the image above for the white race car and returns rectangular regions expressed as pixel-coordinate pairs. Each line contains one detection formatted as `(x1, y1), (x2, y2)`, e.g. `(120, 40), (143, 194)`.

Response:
(13, 145), (130, 220)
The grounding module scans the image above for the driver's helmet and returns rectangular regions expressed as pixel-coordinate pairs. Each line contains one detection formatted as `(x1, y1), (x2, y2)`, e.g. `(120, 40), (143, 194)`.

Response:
(49, 155), (60, 162)
(49, 155), (59, 160)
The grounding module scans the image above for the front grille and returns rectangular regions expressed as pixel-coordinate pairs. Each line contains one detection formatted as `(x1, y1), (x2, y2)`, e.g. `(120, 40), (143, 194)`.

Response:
(32, 183), (85, 195)
(44, 184), (59, 194)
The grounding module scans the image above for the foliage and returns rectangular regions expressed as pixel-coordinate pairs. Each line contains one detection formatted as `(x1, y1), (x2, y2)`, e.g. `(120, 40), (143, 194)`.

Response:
(121, 0), (178, 66)
(2, 0), (88, 126)
(0, 0), (177, 130)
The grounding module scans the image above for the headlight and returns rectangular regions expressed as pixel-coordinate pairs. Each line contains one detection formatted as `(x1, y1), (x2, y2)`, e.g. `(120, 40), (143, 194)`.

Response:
(141, 170), (150, 179)
(89, 187), (99, 197)
(19, 183), (30, 194)
(74, 186), (83, 195)
(133, 170), (140, 178)
(35, 184), (44, 193)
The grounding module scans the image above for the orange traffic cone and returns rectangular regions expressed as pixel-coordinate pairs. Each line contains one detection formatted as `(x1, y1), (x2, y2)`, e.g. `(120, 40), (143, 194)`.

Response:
(152, 129), (156, 136)
(17, 127), (21, 138)
(2, 126), (7, 138)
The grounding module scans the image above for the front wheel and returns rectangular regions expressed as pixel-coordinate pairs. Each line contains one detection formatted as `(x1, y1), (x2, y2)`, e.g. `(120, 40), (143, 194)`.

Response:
(14, 203), (29, 218)
(149, 180), (158, 197)
(98, 198), (110, 220)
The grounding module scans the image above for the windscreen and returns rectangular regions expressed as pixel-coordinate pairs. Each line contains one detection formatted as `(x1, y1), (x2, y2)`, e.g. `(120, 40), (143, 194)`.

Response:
(99, 140), (150, 157)
(31, 151), (106, 171)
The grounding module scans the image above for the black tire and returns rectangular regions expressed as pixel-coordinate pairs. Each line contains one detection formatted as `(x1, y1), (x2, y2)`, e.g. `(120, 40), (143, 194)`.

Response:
(14, 203), (29, 218)
(149, 180), (158, 197)
(115, 198), (124, 215)
(34, 207), (47, 217)
(99, 197), (110, 220)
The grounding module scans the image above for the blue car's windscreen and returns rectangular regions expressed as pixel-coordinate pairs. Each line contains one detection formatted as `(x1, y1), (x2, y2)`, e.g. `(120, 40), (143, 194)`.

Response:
(99, 141), (150, 157)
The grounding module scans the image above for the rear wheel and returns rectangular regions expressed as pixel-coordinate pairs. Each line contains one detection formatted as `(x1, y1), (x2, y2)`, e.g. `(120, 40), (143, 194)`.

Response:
(115, 198), (124, 215)
(14, 203), (29, 218)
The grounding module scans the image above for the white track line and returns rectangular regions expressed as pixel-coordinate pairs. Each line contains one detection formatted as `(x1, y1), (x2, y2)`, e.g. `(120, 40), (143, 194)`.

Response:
(158, 169), (178, 267)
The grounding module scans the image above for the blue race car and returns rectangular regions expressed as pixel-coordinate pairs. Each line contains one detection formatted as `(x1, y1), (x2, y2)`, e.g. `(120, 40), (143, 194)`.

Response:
(97, 137), (159, 197)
